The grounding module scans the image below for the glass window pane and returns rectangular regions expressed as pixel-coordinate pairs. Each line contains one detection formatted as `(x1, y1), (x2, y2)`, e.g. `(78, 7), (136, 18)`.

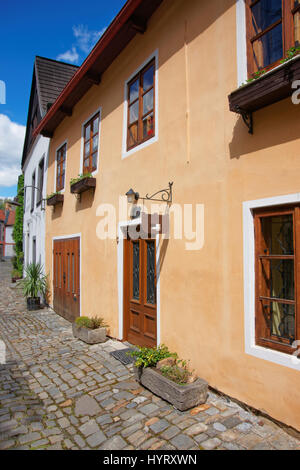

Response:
(84, 158), (89, 168)
(92, 134), (98, 152)
(143, 89), (153, 115)
(61, 174), (65, 189)
(147, 241), (156, 304)
(132, 242), (140, 300)
(129, 101), (139, 124)
(72, 253), (75, 293)
(128, 123), (138, 148)
(252, 0), (282, 35)
(129, 79), (139, 103)
(143, 65), (154, 91)
(143, 113), (154, 139)
(57, 165), (61, 176)
(92, 152), (97, 170)
(261, 215), (294, 255)
(93, 117), (99, 134)
(67, 254), (70, 292)
(253, 23), (283, 69)
(85, 141), (90, 157)
(270, 302), (295, 341)
(85, 124), (91, 140)
(269, 259), (294, 300)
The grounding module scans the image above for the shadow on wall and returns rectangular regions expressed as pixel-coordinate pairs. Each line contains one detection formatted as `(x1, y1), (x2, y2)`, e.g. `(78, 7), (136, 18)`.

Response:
(229, 97), (300, 160)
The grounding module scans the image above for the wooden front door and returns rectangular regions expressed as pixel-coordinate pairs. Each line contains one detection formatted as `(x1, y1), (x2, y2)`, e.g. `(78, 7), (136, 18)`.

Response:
(53, 238), (80, 322)
(124, 236), (157, 347)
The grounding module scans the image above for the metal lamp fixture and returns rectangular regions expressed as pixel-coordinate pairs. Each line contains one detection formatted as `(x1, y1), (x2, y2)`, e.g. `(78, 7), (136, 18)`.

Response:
(126, 188), (140, 204)
(126, 182), (173, 204)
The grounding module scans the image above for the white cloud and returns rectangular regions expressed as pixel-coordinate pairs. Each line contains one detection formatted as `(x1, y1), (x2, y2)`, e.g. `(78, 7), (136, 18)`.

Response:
(56, 47), (79, 64)
(56, 25), (106, 64)
(0, 114), (25, 187)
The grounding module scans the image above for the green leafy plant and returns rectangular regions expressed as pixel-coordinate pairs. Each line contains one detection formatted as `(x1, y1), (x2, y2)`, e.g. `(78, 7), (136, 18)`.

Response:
(11, 269), (22, 279)
(47, 191), (61, 200)
(280, 45), (300, 64)
(70, 173), (93, 186)
(246, 69), (267, 83)
(75, 316), (108, 330)
(22, 263), (48, 298)
(160, 359), (194, 386)
(129, 344), (177, 369)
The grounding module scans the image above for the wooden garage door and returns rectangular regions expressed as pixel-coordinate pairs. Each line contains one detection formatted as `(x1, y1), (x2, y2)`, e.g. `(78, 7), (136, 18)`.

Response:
(124, 237), (157, 347)
(53, 238), (80, 322)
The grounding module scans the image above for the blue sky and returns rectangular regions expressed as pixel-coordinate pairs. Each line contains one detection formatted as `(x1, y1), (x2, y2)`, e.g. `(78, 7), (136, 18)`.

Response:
(0, 0), (127, 198)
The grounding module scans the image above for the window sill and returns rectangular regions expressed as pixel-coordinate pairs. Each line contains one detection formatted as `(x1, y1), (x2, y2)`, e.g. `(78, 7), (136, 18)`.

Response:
(228, 54), (300, 133)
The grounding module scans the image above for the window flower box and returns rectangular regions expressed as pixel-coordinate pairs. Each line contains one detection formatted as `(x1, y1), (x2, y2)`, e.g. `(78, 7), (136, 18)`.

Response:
(47, 193), (64, 206)
(70, 176), (96, 195)
(134, 365), (208, 411)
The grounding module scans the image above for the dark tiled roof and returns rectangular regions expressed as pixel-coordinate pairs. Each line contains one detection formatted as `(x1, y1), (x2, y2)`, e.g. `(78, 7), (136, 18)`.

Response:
(35, 56), (79, 117)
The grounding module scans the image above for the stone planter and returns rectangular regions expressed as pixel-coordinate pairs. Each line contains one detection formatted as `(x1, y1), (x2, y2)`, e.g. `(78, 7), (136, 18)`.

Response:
(47, 193), (64, 206)
(70, 177), (96, 195)
(134, 366), (208, 411)
(72, 323), (107, 344)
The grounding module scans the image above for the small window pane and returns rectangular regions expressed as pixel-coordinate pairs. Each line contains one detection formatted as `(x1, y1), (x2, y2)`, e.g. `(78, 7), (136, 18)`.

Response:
(57, 165), (61, 176)
(128, 123), (138, 148)
(85, 124), (91, 140)
(261, 215), (294, 255)
(268, 259), (295, 301)
(61, 174), (65, 189)
(129, 101), (139, 124)
(252, 0), (282, 35)
(92, 152), (97, 169)
(147, 241), (156, 304)
(143, 65), (154, 92)
(129, 79), (139, 103)
(253, 23), (283, 69)
(132, 242), (140, 300)
(143, 113), (154, 139)
(143, 89), (153, 115)
(84, 158), (89, 168)
(85, 141), (90, 157)
(92, 134), (98, 152)
(72, 253), (75, 293)
(270, 302), (295, 341)
(93, 117), (99, 133)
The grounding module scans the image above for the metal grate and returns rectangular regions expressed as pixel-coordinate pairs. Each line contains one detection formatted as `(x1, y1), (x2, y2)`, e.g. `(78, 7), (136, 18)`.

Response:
(110, 348), (136, 365)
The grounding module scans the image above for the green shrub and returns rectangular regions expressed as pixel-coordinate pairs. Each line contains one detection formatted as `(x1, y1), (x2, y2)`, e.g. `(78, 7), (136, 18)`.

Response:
(160, 360), (193, 386)
(22, 263), (48, 298)
(47, 191), (61, 200)
(129, 344), (177, 369)
(11, 269), (22, 279)
(70, 173), (92, 186)
(75, 316), (108, 330)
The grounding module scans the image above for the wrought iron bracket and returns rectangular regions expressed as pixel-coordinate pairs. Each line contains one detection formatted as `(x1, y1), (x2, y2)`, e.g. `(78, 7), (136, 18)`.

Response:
(236, 106), (253, 135)
(141, 182), (173, 204)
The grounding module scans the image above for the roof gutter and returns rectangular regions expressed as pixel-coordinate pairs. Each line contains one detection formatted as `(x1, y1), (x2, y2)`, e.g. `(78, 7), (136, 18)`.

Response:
(34, 0), (144, 138)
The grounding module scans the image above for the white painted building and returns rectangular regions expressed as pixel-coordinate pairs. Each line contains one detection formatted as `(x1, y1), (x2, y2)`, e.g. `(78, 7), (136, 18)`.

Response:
(21, 56), (78, 273)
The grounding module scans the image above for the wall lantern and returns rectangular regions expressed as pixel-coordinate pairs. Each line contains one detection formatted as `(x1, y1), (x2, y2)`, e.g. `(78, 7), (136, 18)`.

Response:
(126, 182), (173, 205)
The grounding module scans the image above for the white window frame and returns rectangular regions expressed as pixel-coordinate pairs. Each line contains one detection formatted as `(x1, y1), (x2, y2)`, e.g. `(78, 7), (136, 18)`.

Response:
(79, 107), (102, 177)
(122, 49), (159, 159)
(54, 140), (68, 193)
(243, 192), (300, 371)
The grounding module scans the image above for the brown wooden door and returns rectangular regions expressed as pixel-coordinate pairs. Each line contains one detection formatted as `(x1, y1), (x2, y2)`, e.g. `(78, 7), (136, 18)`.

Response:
(124, 236), (157, 347)
(53, 238), (80, 322)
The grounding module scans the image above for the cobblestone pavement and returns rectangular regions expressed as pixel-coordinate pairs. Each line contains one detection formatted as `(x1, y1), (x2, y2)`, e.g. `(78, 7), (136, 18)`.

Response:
(0, 260), (300, 450)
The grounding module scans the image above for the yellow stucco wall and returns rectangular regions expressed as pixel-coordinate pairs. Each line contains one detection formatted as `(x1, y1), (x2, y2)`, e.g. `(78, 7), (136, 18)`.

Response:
(45, 0), (300, 430)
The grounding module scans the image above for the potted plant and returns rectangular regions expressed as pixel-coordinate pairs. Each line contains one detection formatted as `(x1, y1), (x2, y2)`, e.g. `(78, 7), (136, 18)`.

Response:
(22, 263), (48, 311)
(47, 191), (64, 206)
(11, 269), (22, 283)
(130, 345), (208, 411)
(70, 173), (96, 195)
(72, 316), (108, 344)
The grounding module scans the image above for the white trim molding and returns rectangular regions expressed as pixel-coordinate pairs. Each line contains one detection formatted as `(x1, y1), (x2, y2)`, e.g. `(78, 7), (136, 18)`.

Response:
(52, 233), (82, 317)
(79, 107), (102, 177)
(54, 139), (68, 193)
(122, 49), (159, 159)
(236, 0), (247, 87)
(117, 218), (161, 345)
(243, 193), (300, 371)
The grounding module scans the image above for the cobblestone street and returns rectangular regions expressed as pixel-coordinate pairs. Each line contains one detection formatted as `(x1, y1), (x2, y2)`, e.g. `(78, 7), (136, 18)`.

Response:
(0, 260), (299, 451)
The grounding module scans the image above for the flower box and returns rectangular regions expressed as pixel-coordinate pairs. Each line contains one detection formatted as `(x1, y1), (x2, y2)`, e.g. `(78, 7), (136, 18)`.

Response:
(134, 366), (208, 411)
(70, 177), (96, 195)
(72, 323), (107, 344)
(47, 193), (64, 206)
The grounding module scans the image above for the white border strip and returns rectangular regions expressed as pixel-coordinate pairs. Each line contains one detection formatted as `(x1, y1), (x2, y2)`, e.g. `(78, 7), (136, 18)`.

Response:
(243, 193), (300, 371)
(79, 107), (102, 177)
(122, 49), (159, 159)
(52, 233), (82, 317)
(236, 0), (247, 87)
(117, 218), (160, 345)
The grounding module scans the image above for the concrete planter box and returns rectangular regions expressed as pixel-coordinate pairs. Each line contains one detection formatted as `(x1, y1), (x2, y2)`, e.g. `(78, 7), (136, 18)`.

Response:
(134, 366), (208, 411)
(72, 323), (107, 344)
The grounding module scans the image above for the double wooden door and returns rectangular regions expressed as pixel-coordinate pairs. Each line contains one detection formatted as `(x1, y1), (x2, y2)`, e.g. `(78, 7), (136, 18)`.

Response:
(124, 237), (157, 347)
(53, 238), (80, 322)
